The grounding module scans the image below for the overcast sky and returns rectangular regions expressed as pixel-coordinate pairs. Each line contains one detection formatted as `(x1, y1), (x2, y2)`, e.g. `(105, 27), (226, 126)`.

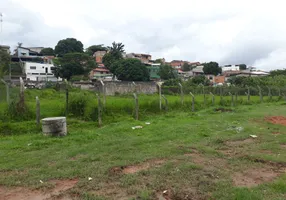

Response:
(1, 0), (286, 70)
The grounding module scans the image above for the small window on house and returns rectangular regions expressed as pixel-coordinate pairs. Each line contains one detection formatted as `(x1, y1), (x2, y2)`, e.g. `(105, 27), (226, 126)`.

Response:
(30, 66), (36, 70)
(40, 73), (46, 75)
(48, 73), (53, 75)
(32, 73), (39, 75)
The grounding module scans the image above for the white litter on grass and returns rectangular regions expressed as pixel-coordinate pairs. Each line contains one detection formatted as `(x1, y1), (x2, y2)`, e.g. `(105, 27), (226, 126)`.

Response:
(250, 135), (258, 138)
(236, 127), (244, 133)
(132, 126), (143, 130)
(145, 122), (151, 125)
(88, 177), (92, 181)
(40, 180), (44, 184)
(227, 126), (244, 133)
(163, 190), (168, 194)
(27, 143), (32, 146)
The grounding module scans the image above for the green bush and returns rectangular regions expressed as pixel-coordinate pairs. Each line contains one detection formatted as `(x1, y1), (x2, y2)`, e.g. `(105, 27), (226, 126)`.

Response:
(0, 121), (39, 136)
(68, 93), (92, 117)
(4, 100), (34, 121)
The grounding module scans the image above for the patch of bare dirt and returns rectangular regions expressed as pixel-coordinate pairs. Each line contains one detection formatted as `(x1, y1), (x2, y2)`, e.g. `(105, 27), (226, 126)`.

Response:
(215, 108), (233, 112)
(281, 144), (286, 149)
(91, 182), (136, 200)
(184, 152), (227, 170)
(156, 189), (208, 200)
(110, 159), (165, 175)
(259, 150), (275, 155)
(0, 179), (78, 200)
(272, 132), (281, 135)
(184, 153), (207, 166)
(265, 116), (286, 126)
(226, 138), (254, 146)
(69, 154), (85, 161)
(218, 148), (243, 157)
(233, 166), (285, 187)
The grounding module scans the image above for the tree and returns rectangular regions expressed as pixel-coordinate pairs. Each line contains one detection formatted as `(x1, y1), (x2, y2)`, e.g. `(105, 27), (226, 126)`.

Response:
(158, 64), (177, 80)
(102, 42), (125, 73)
(203, 62), (222, 75)
(102, 53), (118, 73)
(155, 59), (164, 64)
(186, 75), (210, 86)
(107, 42), (125, 54)
(270, 69), (286, 76)
(239, 64), (247, 70)
(40, 48), (55, 56)
(55, 52), (96, 80)
(54, 38), (84, 57)
(0, 47), (10, 78)
(112, 58), (149, 81)
(86, 45), (107, 56)
(182, 62), (191, 72)
(162, 78), (182, 86)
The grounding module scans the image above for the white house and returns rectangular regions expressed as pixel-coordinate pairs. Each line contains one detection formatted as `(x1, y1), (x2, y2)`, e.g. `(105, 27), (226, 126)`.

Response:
(221, 65), (240, 72)
(15, 47), (41, 57)
(24, 62), (60, 82)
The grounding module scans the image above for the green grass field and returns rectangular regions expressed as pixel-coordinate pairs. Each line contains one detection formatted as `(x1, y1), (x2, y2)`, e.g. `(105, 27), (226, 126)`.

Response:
(0, 89), (286, 199)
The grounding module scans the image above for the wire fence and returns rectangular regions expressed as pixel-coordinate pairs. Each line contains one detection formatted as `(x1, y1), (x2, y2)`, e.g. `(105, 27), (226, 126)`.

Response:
(162, 85), (286, 96)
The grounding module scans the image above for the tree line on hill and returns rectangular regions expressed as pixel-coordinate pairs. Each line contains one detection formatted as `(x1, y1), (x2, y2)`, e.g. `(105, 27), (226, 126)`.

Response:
(1, 37), (286, 84)
(25, 38), (227, 81)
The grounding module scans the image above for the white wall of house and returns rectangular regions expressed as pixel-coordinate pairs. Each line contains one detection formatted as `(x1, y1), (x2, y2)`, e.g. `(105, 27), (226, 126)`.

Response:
(24, 62), (59, 81)
(27, 47), (44, 53)
(222, 65), (239, 72)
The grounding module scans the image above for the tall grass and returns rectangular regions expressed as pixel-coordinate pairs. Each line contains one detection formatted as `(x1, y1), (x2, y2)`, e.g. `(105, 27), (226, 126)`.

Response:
(0, 87), (284, 134)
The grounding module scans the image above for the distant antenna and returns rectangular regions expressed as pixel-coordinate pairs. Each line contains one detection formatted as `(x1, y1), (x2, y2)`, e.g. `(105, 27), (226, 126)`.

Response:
(0, 13), (2, 45)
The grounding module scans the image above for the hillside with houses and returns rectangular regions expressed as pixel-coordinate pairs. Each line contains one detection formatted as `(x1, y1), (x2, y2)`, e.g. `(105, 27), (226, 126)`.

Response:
(0, 40), (271, 89)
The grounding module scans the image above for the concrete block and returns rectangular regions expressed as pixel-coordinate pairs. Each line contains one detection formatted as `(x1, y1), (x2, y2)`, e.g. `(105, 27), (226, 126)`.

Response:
(42, 117), (67, 136)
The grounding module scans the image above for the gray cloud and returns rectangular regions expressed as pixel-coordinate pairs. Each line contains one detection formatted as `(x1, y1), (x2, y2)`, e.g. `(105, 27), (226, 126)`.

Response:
(1, 0), (73, 50)
(2, 0), (286, 70)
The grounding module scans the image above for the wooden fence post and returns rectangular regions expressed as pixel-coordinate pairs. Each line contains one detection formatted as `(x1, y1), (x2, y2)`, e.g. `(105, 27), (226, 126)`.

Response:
(19, 77), (25, 107)
(132, 81), (137, 93)
(210, 92), (215, 106)
(235, 92), (238, 105)
(247, 86), (250, 102)
(229, 92), (234, 107)
(258, 86), (263, 102)
(203, 86), (206, 106)
(96, 94), (102, 127)
(267, 86), (272, 100)
(65, 88), (69, 116)
(178, 83), (184, 105)
(1, 79), (10, 104)
(162, 95), (168, 111)
(100, 80), (106, 106)
(220, 87), (223, 103)
(36, 96), (40, 127)
(158, 83), (162, 111)
(133, 93), (139, 120)
(190, 92), (195, 112)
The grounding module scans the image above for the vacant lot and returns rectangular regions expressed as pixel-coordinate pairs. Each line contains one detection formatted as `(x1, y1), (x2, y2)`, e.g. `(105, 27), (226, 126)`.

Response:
(1, 101), (286, 199)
